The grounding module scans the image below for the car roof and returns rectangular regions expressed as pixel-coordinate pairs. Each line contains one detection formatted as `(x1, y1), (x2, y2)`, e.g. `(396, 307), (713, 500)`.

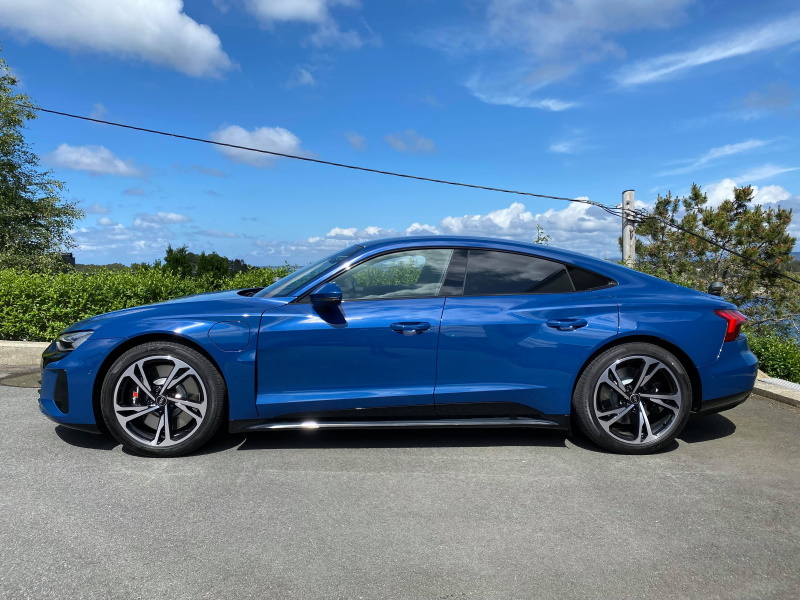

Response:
(357, 235), (611, 269)
(354, 235), (695, 292)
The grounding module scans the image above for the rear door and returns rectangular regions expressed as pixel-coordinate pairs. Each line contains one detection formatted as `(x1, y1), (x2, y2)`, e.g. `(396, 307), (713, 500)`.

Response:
(434, 249), (619, 418)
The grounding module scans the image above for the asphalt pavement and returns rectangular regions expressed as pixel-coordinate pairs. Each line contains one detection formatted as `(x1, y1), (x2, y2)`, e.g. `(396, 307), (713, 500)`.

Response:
(1, 380), (799, 600)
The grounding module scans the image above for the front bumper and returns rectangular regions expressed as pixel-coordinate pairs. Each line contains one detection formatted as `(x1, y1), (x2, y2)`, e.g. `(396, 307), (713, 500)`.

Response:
(39, 337), (121, 431)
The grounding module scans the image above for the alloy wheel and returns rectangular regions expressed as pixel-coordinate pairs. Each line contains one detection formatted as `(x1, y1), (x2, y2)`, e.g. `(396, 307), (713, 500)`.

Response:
(112, 355), (208, 448)
(592, 355), (683, 445)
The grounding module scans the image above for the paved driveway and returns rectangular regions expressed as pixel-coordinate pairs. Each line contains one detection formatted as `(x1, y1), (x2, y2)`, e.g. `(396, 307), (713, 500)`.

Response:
(1, 381), (798, 600)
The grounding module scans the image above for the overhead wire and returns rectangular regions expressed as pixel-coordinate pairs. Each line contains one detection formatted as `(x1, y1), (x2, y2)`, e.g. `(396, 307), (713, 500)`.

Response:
(19, 102), (800, 286)
(17, 103), (612, 209)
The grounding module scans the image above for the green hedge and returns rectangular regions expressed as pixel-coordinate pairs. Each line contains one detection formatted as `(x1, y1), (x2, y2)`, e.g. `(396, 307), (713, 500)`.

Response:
(0, 266), (291, 342)
(748, 332), (800, 384)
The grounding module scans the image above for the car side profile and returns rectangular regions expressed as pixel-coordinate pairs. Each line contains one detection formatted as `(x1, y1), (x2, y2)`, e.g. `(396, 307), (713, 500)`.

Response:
(39, 236), (758, 457)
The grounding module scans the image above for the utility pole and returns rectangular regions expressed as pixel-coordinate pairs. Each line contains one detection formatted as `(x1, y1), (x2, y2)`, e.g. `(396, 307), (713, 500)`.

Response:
(622, 189), (636, 267)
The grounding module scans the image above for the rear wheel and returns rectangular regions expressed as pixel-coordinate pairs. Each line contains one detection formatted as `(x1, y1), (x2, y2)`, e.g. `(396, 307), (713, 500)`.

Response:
(100, 341), (225, 457)
(572, 343), (692, 454)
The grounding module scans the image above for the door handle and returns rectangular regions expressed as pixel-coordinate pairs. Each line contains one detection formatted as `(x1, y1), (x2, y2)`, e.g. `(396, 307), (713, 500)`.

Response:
(390, 322), (432, 335)
(546, 318), (588, 331)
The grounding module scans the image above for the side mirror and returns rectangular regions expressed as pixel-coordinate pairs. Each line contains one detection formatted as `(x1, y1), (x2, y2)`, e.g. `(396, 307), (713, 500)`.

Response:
(708, 281), (724, 296)
(310, 282), (343, 306)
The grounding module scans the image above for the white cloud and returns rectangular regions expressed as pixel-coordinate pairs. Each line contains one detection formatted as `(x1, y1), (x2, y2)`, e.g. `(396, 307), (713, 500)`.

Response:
(735, 164), (799, 183)
(616, 13), (800, 86)
(134, 212), (192, 229)
(199, 229), (240, 238)
(72, 222), (169, 257)
(49, 144), (142, 177)
(485, 0), (691, 61)
(244, 0), (366, 49)
(705, 178), (798, 208)
(210, 124), (308, 168)
(286, 67), (316, 87)
(743, 82), (795, 110)
(245, 0), (333, 23)
(704, 178), (738, 208)
(212, 0), (231, 13)
(753, 185), (794, 205)
(466, 72), (577, 111)
(549, 139), (582, 154)
(0, 0), (233, 78)
(385, 130), (436, 154)
(97, 217), (118, 227)
(326, 227), (358, 238)
(253, 200), (624, 263)
(346, 131), (366, 150)
(190, 165), (228, 178)
(658, 139), (769, 176)
(89, 103), (108, 120)
(82, 202), (110, 215)
(423, 0), (690, 106)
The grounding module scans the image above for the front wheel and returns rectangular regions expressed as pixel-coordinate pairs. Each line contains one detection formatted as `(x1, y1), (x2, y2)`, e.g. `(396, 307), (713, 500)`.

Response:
(572, 343), (692, 454)
(100, 341), (226, 457)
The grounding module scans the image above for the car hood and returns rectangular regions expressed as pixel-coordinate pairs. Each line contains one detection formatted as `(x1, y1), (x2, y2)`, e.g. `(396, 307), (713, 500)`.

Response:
(65, 289), (293, 332)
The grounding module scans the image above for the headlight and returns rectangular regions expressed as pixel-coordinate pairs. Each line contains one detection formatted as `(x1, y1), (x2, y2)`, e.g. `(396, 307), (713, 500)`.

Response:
(55, 330), (93, 352)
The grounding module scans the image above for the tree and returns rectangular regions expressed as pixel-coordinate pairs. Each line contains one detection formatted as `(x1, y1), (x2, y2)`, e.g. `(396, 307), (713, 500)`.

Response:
(533, 224), (551, 245)
(631, 183), (799, 333)
(229, 257), (250, 275)
(196, 251), (230, 279)
(0, 50), (82, 271)
(164, 244), (193, 279)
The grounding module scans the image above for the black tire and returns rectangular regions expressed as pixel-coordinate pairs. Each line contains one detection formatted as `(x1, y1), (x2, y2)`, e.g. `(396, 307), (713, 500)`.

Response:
(100, 341), (226, 457)
(572, 343), (692, 454)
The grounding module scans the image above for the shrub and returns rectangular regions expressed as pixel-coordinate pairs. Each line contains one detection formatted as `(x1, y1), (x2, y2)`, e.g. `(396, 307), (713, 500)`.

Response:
(0, 265), (293, 342)
(747, 332), (800, 384)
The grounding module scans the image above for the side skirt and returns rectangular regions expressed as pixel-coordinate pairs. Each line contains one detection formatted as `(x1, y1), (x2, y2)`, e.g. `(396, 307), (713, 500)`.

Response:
(230, 415), (570, 433)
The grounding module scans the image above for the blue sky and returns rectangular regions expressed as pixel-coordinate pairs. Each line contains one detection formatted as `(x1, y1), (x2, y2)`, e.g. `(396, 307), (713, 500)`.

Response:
(1, 0), (799, 265)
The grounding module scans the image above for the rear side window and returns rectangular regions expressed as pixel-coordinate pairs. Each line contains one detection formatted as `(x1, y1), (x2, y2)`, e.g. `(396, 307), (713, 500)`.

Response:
(463, 250), (574, 296)
(567, 266), (615, 291)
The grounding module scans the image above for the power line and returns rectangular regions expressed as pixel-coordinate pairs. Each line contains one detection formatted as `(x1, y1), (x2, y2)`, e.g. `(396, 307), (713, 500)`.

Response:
(19, 103), (611, 210)
(21, 102), (799, 287)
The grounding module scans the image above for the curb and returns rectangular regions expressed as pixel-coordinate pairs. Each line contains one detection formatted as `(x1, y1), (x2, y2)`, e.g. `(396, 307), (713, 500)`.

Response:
(754, 379), (800, 409)
(0, 341), (48, 366)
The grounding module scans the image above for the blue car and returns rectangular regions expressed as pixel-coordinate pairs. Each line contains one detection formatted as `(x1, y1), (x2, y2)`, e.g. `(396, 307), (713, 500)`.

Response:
(39, 236), (757, 457)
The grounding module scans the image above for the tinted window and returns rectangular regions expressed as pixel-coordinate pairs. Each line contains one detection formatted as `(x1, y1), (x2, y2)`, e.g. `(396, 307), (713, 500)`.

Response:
(333, 248), (454, 300)
(439, 248), (468, 296)
(567, 266), (615, 291)
(463, 250), (574, 296)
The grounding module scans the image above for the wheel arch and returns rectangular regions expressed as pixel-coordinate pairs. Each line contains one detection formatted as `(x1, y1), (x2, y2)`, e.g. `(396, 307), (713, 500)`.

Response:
(574, 334), (703, 412)
(91, 333), (228, 431)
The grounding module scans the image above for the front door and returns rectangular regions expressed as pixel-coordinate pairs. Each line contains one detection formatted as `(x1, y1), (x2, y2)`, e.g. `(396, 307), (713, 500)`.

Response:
(256, 248), (455, 421)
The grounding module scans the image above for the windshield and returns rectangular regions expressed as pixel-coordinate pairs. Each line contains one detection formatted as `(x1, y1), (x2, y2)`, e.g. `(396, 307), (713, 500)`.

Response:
(256, 245), (363, 297)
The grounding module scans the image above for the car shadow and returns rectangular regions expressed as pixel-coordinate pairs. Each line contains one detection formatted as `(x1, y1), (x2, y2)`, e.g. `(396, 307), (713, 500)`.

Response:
(203, 427), (570, 454)
(52, 413), (738, 456)
(680, 413), (737, 443)
(55, 425), (119, 451)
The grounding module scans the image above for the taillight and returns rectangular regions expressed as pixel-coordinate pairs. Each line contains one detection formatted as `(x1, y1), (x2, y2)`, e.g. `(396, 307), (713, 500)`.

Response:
(714, 309), (747, 342)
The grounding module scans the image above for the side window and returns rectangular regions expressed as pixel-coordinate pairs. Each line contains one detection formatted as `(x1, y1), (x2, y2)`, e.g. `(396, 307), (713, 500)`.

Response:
(333, 248), (454, 301)
(567, 266), (615, 291)
(463, 250), (574, 296)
